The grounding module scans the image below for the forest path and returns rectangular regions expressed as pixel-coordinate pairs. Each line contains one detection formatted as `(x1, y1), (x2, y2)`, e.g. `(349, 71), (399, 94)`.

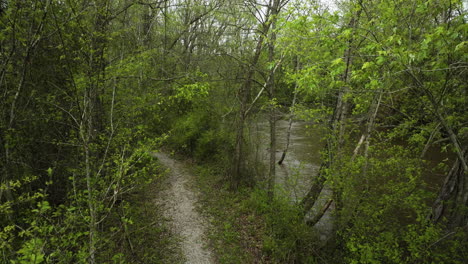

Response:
(152, 151), (215, 264)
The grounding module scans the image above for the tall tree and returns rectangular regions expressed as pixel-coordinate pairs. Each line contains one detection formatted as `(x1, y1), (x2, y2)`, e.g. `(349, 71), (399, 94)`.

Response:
(301, 0), (363, 218)
(231, 0), (285, 188)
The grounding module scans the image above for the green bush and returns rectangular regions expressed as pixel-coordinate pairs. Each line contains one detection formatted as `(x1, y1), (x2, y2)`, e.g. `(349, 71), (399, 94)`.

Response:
(244, 189), (319, 263)
(334, 144), (467, 264)
(169, 110), (234, 163)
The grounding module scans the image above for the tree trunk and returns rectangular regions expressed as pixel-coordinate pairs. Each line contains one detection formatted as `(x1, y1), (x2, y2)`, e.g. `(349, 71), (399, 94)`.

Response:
(430, 147), (468, 229)
(406, 67), (468, 229)
(278, 57), (299, 165)
(363, 90), (382, 176)
(307, 199), (333, 227)
(301, 5), (362, 221)
(85, 2), (110, 262)
(231, 3), (274, 188)
(301, 162), (329, 214)
(267, 0), (281, 201)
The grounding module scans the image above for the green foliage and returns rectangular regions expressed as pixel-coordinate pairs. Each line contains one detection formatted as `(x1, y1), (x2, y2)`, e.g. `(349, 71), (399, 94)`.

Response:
(99, 173), (183, 264)
(1, 0), (467, 262)
(168, 87), (234, 163)
(245, 189), (318, 263)
(195, 166), (258, 264)
(195, 163), (320, 263)
(11, 238), (45, 264)
(171, 81), (210, 102)
(332, 143), (465, 263)
(279, 8), (344, 107)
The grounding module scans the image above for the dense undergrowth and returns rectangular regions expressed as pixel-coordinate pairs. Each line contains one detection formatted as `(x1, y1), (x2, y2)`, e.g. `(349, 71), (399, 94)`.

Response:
(166, 110), (467, 263)
(188, 155), (468, 264)
(2, 0), (467, 262)
(190, 163), (318, 263)
(110, 167), (183, 264)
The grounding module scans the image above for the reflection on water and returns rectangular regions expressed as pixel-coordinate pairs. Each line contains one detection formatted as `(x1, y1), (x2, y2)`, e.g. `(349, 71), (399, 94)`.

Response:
(250, 118), (334, 240)
(249, 117), (448, 241)
(251, 119), (322, 198)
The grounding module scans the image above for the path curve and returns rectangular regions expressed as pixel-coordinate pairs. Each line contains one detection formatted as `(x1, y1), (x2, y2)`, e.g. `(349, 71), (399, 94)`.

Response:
(152, 152), (214, 264)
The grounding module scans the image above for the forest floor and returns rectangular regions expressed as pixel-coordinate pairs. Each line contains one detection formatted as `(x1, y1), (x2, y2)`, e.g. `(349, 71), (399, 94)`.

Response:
(152, 151), (215, 264)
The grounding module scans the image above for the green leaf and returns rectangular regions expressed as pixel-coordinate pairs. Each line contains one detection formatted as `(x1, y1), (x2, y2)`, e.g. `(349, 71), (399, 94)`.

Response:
(362, 62), (373, 70)
(455, 41), (467, 52)
(376, 56), (386, 65)
(331, 58), (343, 66)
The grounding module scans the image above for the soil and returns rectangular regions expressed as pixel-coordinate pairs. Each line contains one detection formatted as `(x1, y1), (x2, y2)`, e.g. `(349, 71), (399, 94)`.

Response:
(152, 152), (215, 264)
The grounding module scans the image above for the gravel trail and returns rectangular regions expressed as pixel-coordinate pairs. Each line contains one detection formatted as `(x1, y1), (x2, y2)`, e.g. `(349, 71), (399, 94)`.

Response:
(152, 152), (214, 264)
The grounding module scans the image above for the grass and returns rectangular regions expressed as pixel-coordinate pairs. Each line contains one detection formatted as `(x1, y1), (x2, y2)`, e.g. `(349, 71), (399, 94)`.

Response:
(108, 163), (184, 264)
(193, 165), (270, 264)
(191, 163), (323, 264)
(153, 151), (321, 263)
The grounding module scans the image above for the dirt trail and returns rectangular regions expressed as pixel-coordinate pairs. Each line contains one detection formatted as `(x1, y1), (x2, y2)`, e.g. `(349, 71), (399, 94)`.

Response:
(152, 152), (214, 264)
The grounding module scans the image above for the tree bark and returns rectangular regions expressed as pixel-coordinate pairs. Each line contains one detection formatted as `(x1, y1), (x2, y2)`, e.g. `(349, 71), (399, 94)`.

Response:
(362, 90), (382, 177)
(430, 147), (468, 229)
(301, 162), (329, 214)
(406, 68), (468, 229)
(301, 7), (362, 217)
(307, 199), (333, 227)
(267, 0), (281, 201)
(278, 57), (299, 165)
(231, 1), (278, 188)
(85, 2), (111, 262)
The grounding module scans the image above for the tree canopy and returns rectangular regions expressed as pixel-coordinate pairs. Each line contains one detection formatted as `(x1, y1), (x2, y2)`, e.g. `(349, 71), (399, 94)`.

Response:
(0, 0), (467, 263)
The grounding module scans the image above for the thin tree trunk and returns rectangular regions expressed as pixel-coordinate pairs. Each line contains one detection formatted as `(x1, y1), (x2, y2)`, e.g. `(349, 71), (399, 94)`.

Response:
(85, 143), (96, 264)
(307, 199), (333, 226)
(268, 102), (276, 200)
(301, 5), (362, 220)
(267, 0), (281, 201)
(420, 123), (441, 159)
(351, 134), (366, 161)
(232, 34), (266, 187)
(301, 162), (329, 214)
(85, 2), (110, 262)
(351, 90), (382, 162)
(430, 147), (468, 228)
(278, 57), (299, 165)
(435, 110), (467, 172)
(362, 90), (383, 177)
(231, 4), (274, 188)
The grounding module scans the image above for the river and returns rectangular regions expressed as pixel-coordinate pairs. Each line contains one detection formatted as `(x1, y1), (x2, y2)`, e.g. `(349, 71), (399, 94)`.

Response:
(249, 117), (334, 240)
(249, 116), (447, 241)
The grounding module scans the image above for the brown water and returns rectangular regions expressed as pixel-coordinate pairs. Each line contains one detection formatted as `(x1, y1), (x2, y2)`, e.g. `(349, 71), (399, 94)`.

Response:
(250, 118), (448, 241)
(250, 118), (334, 240)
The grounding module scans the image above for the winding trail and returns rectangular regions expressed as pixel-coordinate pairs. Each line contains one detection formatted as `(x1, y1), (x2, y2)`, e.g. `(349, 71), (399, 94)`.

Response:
(152, 152), (214, 264)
